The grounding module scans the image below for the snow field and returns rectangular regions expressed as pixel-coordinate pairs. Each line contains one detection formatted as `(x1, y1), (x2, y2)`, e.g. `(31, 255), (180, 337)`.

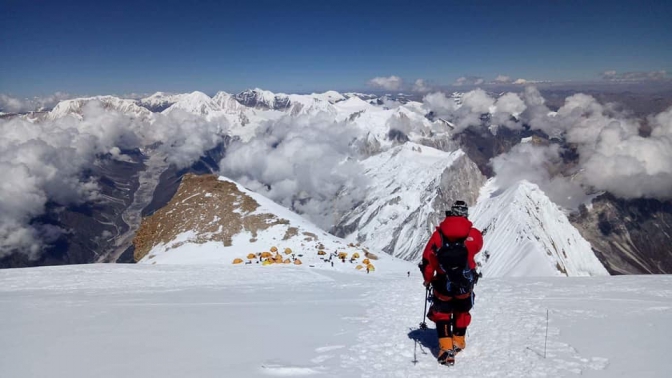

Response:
(2, 265), (670, 377)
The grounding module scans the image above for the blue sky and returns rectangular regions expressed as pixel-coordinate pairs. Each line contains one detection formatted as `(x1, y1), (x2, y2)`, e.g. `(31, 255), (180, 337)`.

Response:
(1, 0), (670, 96)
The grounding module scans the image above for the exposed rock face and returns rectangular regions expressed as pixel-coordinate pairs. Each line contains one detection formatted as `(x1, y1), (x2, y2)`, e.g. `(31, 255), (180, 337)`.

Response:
(570, 194), (672, 274)
(234, 89), (291, 110)
(133, 174), (289, 262)
(456, 125), (542, 177)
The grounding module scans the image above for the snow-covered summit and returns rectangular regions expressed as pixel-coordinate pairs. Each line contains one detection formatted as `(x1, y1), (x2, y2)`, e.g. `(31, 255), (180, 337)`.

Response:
(47, 96), (152, 120)
(211, 91), (246, 114)
(310, 90), (347, 104)
(161, 91), (225, 120)
(335, 142), (486, 261)
(138, 92), (188, 111)
(234, 88), (291, 110)
(472, 179), (609, 277)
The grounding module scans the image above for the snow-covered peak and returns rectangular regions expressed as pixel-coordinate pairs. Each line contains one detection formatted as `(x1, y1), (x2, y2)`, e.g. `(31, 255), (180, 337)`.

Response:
(211, 91), (245, 113)
(235, 88), (291, 110)
(138, 92), (188, 111)
(162, 91), (224, 119)
(336, 142), (486, 261)
(335, 96), (375, 113)
(472, 179), (609, 277)
(310, 90), (346, 104)
(47, 96), (152, 120)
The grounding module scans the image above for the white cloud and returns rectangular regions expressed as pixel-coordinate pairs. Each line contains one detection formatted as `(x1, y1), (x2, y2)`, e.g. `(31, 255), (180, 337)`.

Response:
(412, 79), (431, 93)
(0, 92), (71, 113)
(494, 75), (512, 83)
(508, 88), (672, 202)
(491, 143), (588, 208)
(424, 89), (519, 132)
(367, 76), (403, 91)
(453, 76), (485, 86)
(461, 89), (495, 114)
(219, 112), (368, 229)
(512, 78), (528, 85)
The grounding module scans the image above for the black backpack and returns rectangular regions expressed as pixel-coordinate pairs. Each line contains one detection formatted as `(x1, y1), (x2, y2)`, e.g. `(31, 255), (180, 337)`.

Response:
(433, 228), (473, 291)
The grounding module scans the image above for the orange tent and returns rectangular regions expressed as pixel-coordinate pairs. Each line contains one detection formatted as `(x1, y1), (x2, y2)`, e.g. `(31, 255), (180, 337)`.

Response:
(232, 258), (244, 264)
(317, 250), (327, 256)
(352, 252), (360, 259)
(261, 252), (272, 258)
(362, 258), (370, 265)
(355, 265), (363, 270)
(294, 259), (303, 265)
(270, 246), (278, 252)
(284, 247), (292, 255)
(367, 264), (375, 271)
(247, 253), (256, 259)
(283, 259), (291, 264)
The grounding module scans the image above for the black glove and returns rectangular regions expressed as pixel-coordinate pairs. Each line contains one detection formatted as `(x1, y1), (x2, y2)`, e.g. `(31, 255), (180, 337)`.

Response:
(471, 269), (481, 285)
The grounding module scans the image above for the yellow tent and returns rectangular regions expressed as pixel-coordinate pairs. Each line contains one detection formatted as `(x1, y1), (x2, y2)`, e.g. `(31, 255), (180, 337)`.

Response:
(262, 260), (273, 266)
(355, 265), (363, 270)
(294, 259), (302, 265)
(317, 250), (327, 256)
(352, 252), (360, 259)
(367, 264), (375, 271)
(247, 253), (256, 259)
(261, 251), (272, 258)
(362, 258), (370, 265)
(283, 259), (291, 264)
(270, 246), (278, 252)
(232, 258), (244, 264)
(284, 247), (292, 255)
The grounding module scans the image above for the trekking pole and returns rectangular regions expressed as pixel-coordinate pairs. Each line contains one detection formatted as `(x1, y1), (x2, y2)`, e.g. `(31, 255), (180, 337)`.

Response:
(419, 286), (430, 330)
(544, 309), (549, 358)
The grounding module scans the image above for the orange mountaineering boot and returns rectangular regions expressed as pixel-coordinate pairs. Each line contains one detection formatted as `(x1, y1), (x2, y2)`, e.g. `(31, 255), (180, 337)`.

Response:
(437, 337), (455, 366)
(453, 334), (466, 354)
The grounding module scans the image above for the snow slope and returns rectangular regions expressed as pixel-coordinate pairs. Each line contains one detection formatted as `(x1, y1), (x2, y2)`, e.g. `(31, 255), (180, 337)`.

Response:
(2, 264), (670, 377)
(136, 174), (407, 274)
(472, 179), (609, 277)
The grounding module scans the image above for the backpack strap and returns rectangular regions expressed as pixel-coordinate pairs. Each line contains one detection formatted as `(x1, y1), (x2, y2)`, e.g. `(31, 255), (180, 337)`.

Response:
(432, 227), (448, 253)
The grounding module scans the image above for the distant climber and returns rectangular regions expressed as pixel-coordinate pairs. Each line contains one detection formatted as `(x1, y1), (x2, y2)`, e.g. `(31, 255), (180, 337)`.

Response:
(407, 271), (410, 277)
(418, 200), (483, 366)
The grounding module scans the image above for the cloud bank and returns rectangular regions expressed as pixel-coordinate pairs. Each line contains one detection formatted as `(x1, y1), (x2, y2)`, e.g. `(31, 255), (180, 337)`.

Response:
(0, 93), (71, 113)
(0, 101), (228, 258)
(219, 112), (368, 229)
(422, 86), (672, 206)
(601, 70), (669, 82)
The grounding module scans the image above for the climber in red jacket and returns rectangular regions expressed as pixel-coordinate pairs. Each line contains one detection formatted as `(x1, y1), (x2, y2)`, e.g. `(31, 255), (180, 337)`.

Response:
(419, 200), (483, 365)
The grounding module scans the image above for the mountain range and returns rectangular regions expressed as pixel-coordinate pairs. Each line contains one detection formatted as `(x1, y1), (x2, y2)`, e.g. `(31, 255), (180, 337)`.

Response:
(1, 88), (670, 276)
